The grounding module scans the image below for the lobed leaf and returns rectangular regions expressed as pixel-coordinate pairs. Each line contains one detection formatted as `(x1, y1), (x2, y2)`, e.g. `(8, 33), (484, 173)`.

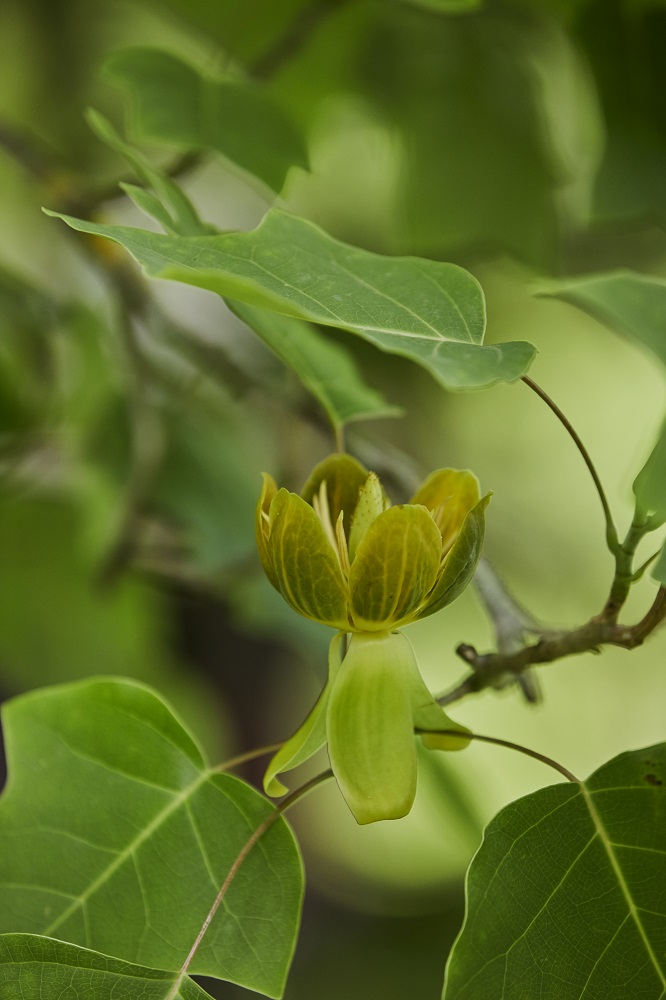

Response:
(0, 678), (303, 999)
(443, 742), (666, 999)
(0, 934), (213, 1000)
(104, 47), (308, 193)
(46, 207), (536, 391)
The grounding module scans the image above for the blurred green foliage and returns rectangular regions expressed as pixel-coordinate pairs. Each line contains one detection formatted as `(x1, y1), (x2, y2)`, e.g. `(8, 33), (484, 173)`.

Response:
(0, 0), (665, 997)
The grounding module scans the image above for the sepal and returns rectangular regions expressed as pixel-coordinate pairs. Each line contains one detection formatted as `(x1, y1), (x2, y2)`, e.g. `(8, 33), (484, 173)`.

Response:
(264, 633), (345, 795)
(326, 631), (418, 824)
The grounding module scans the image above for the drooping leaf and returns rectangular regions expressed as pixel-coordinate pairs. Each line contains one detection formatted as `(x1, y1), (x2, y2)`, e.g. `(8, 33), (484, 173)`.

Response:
(443, 742), (666, 999)
(104, 47), (308, 193)
(543, 271), (666, 366)
(542, 270), (666, 568)
(229, 301), (401, 430)
(0, 678), (303, 999)
(0, 934), (213, 1000)
(46, 208), (536, 391)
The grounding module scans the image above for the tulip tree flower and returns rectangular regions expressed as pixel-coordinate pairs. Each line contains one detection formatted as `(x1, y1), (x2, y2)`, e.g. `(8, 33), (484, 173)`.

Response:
(256, 453), (490, 824)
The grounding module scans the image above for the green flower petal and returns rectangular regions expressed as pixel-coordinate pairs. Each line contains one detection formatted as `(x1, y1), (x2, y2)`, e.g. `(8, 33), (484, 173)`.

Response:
(348, 472), (390, 562)
(264, 633), (345, 796)
(269, 488), (350, 628)
(410, 469), (480, 554)
(419, 493), (490, 619)
(301, 453), (369, 535)
(349, 505), (441, 630)
(326, 632), (416, 824)
(255, 473), (279, 589)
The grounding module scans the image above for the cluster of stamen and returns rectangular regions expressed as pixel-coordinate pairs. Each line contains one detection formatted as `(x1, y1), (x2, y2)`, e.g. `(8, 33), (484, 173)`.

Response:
(312, 480), (351, 578)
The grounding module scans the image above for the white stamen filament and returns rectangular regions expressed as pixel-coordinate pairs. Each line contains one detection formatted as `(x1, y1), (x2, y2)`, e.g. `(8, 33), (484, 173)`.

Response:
(312, 480), (350, 578)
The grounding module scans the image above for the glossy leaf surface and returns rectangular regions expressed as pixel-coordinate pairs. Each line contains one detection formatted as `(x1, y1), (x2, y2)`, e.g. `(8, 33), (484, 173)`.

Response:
(0, 679), (303, 998)
(47, 208), (536, 391)
(0, 934), (213, 1000)
(443, 742), (666, 999)
(104, 47), (308, 192)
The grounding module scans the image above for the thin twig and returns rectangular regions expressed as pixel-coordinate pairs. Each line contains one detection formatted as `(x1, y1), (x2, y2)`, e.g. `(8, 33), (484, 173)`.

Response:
(166, 769), (333, 999)
(438, 587), (666, 707)
(429, 730), (579, 782)
(522, 375), (619, 551)
(215, 741), (284, 773)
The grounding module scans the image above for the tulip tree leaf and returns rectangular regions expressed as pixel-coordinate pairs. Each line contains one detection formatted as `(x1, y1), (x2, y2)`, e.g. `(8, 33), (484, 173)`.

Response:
(0, 678), (303, 999)
(0, 934), (214, 1000)
(542, 271), (666, 574)
(46, 208), (536, 391)
(104, 47), (308, 193)
(229, 301), (402, 430)
(81, 119), (399, 431)
(443, 742), (666, 1000)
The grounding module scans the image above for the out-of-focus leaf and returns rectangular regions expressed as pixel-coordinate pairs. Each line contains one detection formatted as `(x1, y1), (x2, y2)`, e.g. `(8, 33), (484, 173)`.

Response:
(573, 2), (666, 222)
(361, 5), (602, 267)
(0, 497), (172, 690)
(0, 270), (59, 434)
(398, 0), (483, 11)
(0, 934), (214, 1000)
(544, 271), (666, 365)
(542, 270), (666, 564)
(230, 302), (401, 429)
(153, 404), (260, 572)
(47, 208), (536, 391)
(444, 742), (666, 999)
(0, 678), (303, 998)
(104, 47), (308, 192)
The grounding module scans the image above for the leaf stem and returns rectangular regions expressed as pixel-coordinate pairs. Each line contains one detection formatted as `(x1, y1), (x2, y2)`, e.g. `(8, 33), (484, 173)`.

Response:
(215, 741), (285, 773)
(432, 730), (578, 783)
(167, 769), (333, 998)
(521, 375), (619, 552)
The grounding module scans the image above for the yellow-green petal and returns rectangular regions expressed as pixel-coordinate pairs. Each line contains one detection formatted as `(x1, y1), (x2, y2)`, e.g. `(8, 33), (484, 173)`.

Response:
(326, 631), (416, 824)
(419, 493), (490, 619)
(348, 472), (390, 562)
(349, 504), (441, 630)
(411, 469), (480, 554)
(264, 633), (345, 796)
(301, 453), (369, 534)
(269, 488), (350, 628)
(256, 472), (279, 589)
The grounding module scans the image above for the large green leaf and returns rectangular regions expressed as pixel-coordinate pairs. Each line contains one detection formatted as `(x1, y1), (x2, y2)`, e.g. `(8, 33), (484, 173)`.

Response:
(47, 208), (536, 391)
(542, 271), (666, 571)
(0, 678), (303, 999)
(104, 48), (308, 193)
(88, 121), (397, 432)
(443, 742), (666, 999)
(0, 934), (213, 1000)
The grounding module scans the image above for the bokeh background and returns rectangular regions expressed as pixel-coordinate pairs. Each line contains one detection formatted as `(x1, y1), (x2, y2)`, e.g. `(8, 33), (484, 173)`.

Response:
(0, 1), (665, 997)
